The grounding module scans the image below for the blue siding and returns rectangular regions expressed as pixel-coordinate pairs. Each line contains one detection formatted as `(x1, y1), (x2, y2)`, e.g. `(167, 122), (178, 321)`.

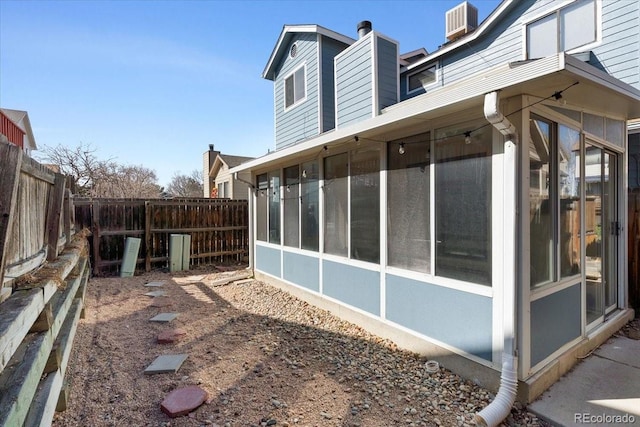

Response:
(531, 284), (581, 366)
(323, 260), (380, 316)
(275, 33), (320, 150)
(376, 37), (398, 111)
(336, 36), (373, 127)
(320, 37), (349, 133)
(283, 251), (320, 292)
(386, 274), (493, 361)
(256, 245), (281, 278)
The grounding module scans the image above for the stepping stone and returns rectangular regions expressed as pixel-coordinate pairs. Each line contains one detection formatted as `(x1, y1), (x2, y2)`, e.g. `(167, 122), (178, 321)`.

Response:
(158, 328), (187, 344)
(150, 313), (178, 323)
(160, 385), (208, 418)
(144, 281), (166, 287)
(150, 297), (172, 308)
(145, 290), (166, 297)
(144, 354), (188, 375)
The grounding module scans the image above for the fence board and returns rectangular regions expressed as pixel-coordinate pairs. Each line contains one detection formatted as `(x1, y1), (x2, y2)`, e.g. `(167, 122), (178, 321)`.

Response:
(0, 143), (22, 286)
(74, 198), (249, 276)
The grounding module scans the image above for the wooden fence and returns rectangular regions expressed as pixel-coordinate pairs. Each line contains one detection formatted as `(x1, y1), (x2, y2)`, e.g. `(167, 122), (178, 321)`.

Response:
(0, 141), (89, 425)
(74, 197), (249, 276)
(629, 189), (640, 309)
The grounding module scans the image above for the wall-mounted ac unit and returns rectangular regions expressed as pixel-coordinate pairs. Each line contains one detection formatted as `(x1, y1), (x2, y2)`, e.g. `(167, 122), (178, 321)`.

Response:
(446, 1), (478, 41)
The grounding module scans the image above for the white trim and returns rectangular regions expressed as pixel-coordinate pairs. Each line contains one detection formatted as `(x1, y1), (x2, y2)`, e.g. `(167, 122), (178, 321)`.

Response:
(263, 24), (355, 80)
(319, 156), (325, 294)
(317, 34), (323, 133)
(528, 335), (583, 376)
(384, 266), (493, 298)
(491, 127), (505, 364)
(530, 277), (582, 302)
(519, 96), (532, 377)
(282, 245), (320, 259)
(379, 147), (388, 319)
(283, 62), (308, 112)
(321, 252), (381, 273)
(406, 63), (439, 95)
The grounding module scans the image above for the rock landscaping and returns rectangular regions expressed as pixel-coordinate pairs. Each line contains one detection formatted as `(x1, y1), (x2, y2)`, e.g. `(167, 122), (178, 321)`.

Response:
(53, 267), (548, 426)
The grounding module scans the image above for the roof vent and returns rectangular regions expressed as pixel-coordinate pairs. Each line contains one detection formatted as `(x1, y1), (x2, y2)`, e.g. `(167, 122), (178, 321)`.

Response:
(357, 20), (372, 39)
(445, 1), (478, 41)
(289, 43), (298, 58)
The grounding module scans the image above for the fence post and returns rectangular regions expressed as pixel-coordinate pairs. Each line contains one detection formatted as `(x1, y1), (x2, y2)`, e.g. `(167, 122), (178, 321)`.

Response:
(145, 200), (151, 272)
(63, 189), (72, 243)
(0, 142), (23, 286)
(45, 173), (66, 261)
(91, 199), (101, 275)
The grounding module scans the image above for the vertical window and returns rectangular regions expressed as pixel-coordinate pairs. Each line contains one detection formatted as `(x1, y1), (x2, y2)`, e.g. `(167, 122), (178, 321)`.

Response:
(350, 148), (380, 263)
(285, 65), (306, 109)
(301, 161), (319, 251)
(529, 117), (554, 287)
(324, 153), (348, 256)
(559, 125), (582, 278)
(435, 122), (492, 285)
(387, 133), (430, 273)
(283, 166), (299, 247)
(256, 174), (268, 242)
(526, 0), (596, 59)
(268, 170), (280, 244)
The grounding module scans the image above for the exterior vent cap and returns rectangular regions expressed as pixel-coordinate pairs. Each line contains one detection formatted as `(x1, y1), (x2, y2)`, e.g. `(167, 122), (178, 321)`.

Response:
(290, 43), (298, 58)
(445, 1), (478, 41)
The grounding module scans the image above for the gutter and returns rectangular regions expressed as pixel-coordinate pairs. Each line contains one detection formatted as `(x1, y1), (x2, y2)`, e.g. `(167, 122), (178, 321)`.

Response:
(475, 91), (518, 427)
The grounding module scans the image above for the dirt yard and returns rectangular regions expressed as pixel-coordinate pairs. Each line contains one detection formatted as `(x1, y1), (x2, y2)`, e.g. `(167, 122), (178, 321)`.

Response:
(53, 267), (547, 427)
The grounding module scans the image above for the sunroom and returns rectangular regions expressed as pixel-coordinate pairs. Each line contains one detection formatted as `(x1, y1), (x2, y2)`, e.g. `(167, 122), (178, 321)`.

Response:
(232, 53), (640, 400)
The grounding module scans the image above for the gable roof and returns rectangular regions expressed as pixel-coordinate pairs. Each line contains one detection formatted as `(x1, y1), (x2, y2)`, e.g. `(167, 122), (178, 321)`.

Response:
(405, 0), (516, 72)
(0, 108), (37, 151)
(219, 154), (254, 168)
(262, 24), (355, 81)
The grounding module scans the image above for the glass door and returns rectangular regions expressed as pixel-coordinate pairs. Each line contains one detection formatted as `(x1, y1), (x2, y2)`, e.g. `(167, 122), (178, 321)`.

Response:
(585, 142), (619, 328)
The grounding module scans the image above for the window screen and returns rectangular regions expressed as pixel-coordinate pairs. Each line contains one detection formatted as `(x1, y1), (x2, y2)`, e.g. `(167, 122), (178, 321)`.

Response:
(324, 153), (348, 256)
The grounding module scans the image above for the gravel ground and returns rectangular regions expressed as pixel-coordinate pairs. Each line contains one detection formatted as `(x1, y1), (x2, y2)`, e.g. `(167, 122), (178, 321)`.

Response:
(53, 267), (549, 427)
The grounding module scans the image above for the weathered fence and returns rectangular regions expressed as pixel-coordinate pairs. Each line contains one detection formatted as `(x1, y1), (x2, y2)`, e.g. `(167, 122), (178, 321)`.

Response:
(74, 197), (249, 276)
(0, 141), (89, 426)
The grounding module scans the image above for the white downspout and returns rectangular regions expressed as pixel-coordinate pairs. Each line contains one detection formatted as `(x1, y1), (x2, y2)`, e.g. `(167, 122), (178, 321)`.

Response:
(475, 91), (519, 427)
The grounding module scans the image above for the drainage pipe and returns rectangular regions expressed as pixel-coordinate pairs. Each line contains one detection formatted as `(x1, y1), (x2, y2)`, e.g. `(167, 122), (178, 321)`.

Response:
(475, 91), (519, 427)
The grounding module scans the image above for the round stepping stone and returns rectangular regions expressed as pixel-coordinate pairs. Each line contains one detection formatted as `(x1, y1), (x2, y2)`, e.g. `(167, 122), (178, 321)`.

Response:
(158, 328), (187, 344)
(161, 386), (208, 418)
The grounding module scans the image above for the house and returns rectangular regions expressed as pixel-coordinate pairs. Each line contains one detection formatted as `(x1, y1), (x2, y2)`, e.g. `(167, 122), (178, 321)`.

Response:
(230, 0), (640, 414)
(0, 108), (37, 156)
(202, 145), (253, 199)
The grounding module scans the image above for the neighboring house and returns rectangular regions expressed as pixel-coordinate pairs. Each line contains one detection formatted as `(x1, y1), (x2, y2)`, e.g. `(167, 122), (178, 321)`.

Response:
(0, 108), (37, 155)
(230, 0), (640, 408)
(202, 145), (253, 199)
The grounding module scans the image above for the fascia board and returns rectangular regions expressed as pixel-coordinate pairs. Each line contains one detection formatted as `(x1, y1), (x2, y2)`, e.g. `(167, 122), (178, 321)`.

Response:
(405, 0), (515, 72)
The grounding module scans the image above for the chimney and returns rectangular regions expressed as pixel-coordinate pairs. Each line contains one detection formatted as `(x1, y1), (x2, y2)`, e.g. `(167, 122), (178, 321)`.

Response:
(357, 20), (372, 39)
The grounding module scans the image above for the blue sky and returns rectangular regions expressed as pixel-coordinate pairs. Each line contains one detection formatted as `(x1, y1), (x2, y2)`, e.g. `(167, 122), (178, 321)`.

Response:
(0, 0), (501, 187)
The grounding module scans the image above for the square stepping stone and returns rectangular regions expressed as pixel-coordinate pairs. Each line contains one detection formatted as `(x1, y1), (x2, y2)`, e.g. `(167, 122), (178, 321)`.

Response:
(144, 354), (188, 375)
(150, 297), (172, 308)
(145, 290), (166, 297)
(144, 281), (166, 287)
(161, 385), (208, 418)
(150, 313), (178, 323)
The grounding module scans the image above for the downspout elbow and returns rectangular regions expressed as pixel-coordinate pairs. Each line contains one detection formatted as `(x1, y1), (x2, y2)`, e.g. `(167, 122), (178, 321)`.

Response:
(474, 354), (518, 427)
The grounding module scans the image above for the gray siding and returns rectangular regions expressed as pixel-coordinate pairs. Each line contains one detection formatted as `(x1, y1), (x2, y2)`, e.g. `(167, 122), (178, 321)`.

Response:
(591, 0), (640, 88)
(321, 37), (349, 132)
(376, 37), (398, 110)
(531, 284), (581, 366)
(323, 260), (380, 316)
(256, 245), (281, 278)
(336, 36), (373, 128)
(283, 251), (320, 292)
(275, 33), (320, 150)
(386, 274), (493, 361)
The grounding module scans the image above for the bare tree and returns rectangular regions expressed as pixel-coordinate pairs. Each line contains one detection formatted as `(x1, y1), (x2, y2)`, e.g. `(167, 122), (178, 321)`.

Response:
(37, 142), (162, 198)
(166, 169), (204, 198)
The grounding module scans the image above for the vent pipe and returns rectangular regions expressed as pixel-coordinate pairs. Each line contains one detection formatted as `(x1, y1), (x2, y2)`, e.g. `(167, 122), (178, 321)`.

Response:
(357, 20), (372, 38)
(209, 144), (214, 151)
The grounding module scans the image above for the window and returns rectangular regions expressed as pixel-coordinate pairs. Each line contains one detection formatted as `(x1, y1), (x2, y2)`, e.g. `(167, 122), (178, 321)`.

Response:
(407, 65), (436, 93)
(324, 153), (349, 256)
(435, 122), (492, 286)
(527, 0), (596, 59)
(529, 114), (583, 289)
(256, 174), (268, 242)
(387, 133), (430, 273)
(283, 165), (299, 248)
(350, 148), (380, 263)
(301, 161), (319, 251)
(268, 171), (281, 244)
(285, 65), (306, 109)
